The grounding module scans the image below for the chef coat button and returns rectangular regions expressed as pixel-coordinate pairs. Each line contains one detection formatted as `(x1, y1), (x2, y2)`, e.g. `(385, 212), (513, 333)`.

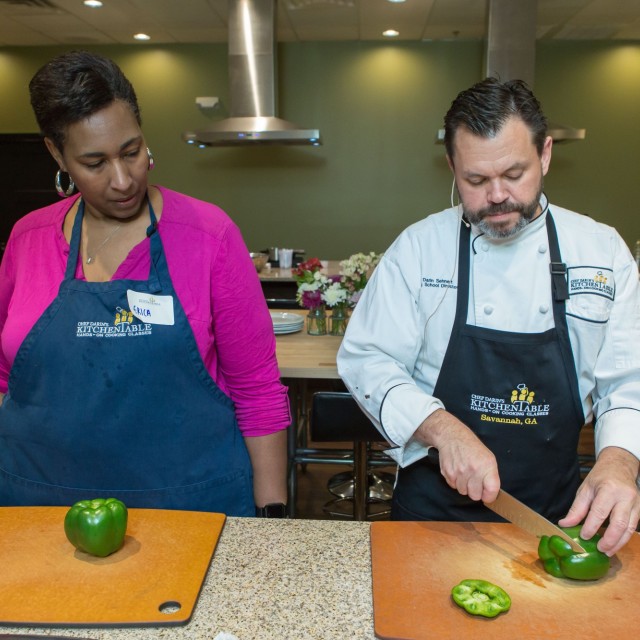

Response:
(539, 304), (549, 314)
(481, 243), (489, 252)
(484, 305), (493, 315)
(538, 244), (547, 254)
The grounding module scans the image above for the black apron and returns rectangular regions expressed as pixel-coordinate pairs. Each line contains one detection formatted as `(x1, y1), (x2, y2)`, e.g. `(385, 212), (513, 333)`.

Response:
(392, 212), (585, 522)
(0, 198), (254, 515)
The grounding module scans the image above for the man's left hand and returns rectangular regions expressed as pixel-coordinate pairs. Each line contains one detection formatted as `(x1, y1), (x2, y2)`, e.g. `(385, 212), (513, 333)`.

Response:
(558, 446), (640, 556)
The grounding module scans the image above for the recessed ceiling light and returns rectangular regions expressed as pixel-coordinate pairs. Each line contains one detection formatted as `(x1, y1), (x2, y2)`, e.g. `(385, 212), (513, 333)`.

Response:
(383, 29), (400, 38)
(83, 0), (103, 7)
(133, 33), (151, 41)
(387, 0), (406, 3)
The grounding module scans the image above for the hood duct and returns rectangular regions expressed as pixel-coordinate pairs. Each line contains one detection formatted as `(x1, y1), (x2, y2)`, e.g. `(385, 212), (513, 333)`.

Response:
(183, 0), (321, 147)
(437, 0), (585, 143)
(485, 0), (585, 142)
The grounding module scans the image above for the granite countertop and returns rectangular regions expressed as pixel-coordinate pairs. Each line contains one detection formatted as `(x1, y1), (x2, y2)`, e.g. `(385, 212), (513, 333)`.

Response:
(1, 518), (376, 640)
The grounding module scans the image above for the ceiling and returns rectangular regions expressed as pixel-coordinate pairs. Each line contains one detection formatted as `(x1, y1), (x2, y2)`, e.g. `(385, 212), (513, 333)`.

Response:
(0, 0), (639, 47)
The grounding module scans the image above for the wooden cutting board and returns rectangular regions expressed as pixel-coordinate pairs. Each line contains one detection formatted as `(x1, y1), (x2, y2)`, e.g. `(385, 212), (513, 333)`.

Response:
(371, 521), (639, 640)
(0, 506), (225, 627)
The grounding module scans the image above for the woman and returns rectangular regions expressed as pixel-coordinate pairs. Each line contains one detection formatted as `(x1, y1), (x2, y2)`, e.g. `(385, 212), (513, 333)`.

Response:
(0, 51), (290, 517)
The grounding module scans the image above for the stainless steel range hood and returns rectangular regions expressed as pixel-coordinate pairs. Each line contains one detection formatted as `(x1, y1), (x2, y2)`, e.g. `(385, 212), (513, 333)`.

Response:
(438, 0), (585, 143)
(183, 0), (321, 147)
(485, 0), (585, 143)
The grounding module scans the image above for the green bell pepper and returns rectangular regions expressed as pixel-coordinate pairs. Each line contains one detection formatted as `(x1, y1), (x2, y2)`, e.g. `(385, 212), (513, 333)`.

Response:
(451, 579), (511, 618)
(64, 498), (128, 557)
(537, 525), (610, 581)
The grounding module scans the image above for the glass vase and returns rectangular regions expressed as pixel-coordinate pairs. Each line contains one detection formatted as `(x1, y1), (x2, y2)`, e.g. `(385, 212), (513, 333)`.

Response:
(329, 306), (349, 336)
(306, 307), (327, 336)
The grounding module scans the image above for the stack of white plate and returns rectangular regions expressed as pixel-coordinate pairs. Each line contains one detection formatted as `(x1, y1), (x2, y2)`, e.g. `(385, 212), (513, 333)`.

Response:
(270, 312), (304, 335)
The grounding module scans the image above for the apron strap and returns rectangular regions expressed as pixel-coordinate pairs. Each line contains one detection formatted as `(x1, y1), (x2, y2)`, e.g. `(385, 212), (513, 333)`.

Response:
(453, 220), (472, 326)
(145, 201), (163, 294)
(546, 210), (585, 425)
(547, 213), (570, 302)
(64, 195), (164, 294)
(64, 199), (84, 281)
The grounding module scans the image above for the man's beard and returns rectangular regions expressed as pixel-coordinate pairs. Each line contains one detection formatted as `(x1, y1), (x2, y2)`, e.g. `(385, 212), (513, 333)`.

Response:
(462, 185), (543, 239)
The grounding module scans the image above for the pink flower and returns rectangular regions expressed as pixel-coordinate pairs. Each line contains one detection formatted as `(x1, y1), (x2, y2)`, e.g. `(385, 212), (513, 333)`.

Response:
(301, 289), (323, 309)
(350, 290), (363, 305)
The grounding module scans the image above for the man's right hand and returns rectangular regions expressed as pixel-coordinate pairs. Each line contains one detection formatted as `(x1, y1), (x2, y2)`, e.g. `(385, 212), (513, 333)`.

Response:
(415, 408), (500, 503)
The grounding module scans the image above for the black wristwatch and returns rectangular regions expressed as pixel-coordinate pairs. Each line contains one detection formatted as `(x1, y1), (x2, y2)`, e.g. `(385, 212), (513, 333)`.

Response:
(255, 503), (288, 518)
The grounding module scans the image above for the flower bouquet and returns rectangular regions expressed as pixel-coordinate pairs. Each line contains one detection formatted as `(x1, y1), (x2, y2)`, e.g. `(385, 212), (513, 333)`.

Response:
(294, 253), (384, 336)
(293, 258), (329, 335)
(339, 251), (384, 307)
(323, 275), (351, 336)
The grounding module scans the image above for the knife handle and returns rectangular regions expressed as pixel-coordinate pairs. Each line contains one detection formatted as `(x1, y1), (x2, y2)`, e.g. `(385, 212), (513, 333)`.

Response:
(424, 446), (477, 507)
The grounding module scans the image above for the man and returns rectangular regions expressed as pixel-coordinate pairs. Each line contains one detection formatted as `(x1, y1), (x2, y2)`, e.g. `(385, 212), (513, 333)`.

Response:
(337, 77), (640, 556)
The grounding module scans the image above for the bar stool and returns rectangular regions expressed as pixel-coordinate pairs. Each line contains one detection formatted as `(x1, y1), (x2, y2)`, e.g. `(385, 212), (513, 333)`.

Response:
(309, 391), (395, 520)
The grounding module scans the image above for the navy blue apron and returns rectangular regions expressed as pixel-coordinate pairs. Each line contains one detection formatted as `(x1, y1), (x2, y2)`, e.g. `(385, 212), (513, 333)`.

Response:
(0, 198), (254, 515)
(392, 212), (585, 522)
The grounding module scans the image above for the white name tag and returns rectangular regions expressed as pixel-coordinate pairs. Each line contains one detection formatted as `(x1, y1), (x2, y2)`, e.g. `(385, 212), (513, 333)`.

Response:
(127, 290), (175, 325)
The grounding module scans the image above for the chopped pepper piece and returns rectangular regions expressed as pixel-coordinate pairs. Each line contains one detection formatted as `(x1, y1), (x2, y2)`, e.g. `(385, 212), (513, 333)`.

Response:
(451, 579), (511, 618)
(538, 525), (610, 581)
(64, 497), (128, 557)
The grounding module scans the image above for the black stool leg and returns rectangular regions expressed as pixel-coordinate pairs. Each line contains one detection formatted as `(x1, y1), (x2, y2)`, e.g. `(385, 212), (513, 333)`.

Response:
(353, 441), (368, 521)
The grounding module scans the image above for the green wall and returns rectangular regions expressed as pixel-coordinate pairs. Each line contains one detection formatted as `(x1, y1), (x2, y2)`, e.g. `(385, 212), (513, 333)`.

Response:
(0, 40), (638, 257)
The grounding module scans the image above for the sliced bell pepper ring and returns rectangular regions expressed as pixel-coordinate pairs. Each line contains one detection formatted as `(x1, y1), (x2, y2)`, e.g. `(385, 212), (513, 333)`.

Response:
(451, 579), (511, 618)
(537, 525), (610, 581)
(64, 497), (128, 558)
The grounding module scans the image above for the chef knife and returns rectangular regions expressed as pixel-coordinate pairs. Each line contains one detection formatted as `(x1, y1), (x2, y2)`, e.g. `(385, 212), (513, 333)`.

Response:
(484, 488), (586, 552)
(426, 447), (586, 553)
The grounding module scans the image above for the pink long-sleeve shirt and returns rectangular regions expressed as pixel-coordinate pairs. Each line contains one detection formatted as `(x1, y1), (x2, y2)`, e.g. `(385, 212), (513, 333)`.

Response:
(0, 186), (290, 436)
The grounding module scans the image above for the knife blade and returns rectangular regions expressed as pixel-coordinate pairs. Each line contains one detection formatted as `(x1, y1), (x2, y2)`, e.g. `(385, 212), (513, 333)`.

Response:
(425, 447), (586, 553)
(484, 488), (586, 553)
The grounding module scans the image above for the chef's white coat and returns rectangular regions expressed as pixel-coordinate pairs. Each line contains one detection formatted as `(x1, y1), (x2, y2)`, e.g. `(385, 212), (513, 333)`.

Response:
(337, 201), (640, 469)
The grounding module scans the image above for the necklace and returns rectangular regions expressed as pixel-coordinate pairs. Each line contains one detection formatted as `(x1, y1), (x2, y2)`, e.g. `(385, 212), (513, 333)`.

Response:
(85, 223), (122, 264)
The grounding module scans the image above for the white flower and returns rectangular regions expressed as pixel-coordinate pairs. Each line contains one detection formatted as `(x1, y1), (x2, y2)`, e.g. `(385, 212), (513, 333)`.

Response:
(298, 273), (328, 292)
(322, 282), (349, 307)
(339, 251), (384, 296)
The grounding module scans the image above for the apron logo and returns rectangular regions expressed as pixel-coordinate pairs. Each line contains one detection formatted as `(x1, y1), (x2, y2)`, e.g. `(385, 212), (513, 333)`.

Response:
(469, 383), (550, 426)
(511, 383), (535, 404)
(568, 266), (615, 300)
(115, 308), (134, 325)
(76, 306), (153, 339)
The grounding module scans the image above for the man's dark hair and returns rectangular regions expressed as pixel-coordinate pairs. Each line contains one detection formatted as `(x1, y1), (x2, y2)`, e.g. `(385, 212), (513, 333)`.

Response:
(29, 50), (141, 152)
(443, 77), (548, 161)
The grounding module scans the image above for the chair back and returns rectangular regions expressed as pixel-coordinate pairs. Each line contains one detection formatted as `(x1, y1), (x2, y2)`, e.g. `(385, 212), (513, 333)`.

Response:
(311, 391), (385, 443)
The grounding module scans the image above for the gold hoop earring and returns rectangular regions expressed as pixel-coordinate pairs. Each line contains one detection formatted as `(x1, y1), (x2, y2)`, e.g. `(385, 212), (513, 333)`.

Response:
(55, 170), (75, 198)
(147, 147), (155, 171)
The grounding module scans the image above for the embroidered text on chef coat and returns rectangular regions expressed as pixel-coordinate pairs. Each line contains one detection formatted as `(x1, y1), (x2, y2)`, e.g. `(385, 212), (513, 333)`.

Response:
(568, 266), (615, 300)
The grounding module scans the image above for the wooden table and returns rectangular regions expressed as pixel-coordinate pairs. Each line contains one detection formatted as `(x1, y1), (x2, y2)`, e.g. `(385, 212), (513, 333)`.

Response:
(273, 309), (343, 515)
(275, 310), (342, 379)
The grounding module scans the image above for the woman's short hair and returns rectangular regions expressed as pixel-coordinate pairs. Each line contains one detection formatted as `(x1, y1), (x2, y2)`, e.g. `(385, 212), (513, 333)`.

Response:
(29, 50), (141, 151)
(443, 77), (548, 161)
